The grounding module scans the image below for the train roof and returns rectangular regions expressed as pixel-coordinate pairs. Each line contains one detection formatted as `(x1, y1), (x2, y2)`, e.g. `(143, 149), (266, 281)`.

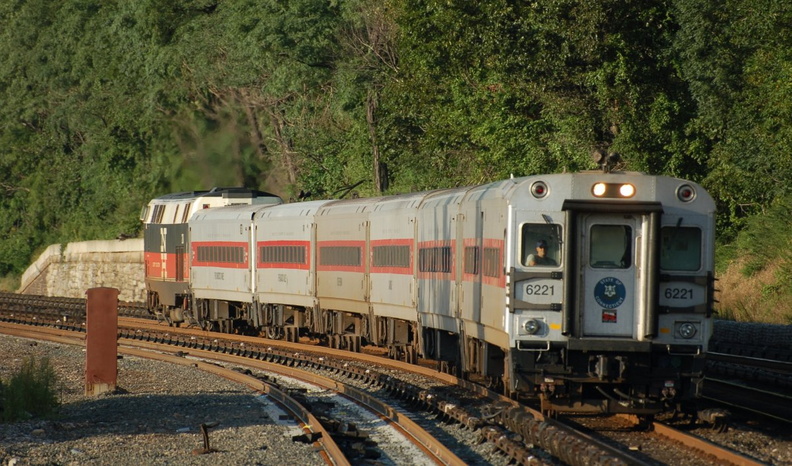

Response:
(370, 192), (427, 212)
(256, 200), (335, 218)
(151, 187), (281, 203)
(174, 172), (714, 224)
(190, 203), (274, 222)
(317, 196), (385, 215)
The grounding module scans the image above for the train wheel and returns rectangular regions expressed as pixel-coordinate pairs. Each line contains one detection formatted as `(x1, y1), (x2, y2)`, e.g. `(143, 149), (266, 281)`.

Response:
(265, 326), (283, 340)
(483, 376), (503, 392)
(539, 394), (557, 418)
(163, 308), (174, 327)
(635, 415), (654, 431)
(360, 317), (369, 341)
(183, 311), (198, 328)
(405, 346), (417, 364)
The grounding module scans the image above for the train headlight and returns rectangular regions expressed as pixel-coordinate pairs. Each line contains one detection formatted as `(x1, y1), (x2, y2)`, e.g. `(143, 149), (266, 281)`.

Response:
(591, 183), (636, 198)
(592, 183), (607, 197)
(619, 184), (635, 197)
(677, 184), (696, 202)
(524, 319), (541, 335)
(678, 323), (697, 339)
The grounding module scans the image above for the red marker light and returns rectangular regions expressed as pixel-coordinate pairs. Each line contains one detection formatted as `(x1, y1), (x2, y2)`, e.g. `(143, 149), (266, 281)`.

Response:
(677, 185), (696, 202)
(531, 181), (548, 198)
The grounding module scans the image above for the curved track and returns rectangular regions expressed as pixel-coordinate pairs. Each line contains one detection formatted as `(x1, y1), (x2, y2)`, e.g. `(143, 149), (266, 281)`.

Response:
(1, 292), (786, 465)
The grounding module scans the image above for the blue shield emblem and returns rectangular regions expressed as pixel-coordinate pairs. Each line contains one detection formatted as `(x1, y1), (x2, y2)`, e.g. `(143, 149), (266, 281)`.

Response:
(594, 277), (626, 309)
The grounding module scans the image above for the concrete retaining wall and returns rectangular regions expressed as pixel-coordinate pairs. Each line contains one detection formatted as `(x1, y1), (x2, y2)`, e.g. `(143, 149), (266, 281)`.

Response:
(18, 239), (145, 303)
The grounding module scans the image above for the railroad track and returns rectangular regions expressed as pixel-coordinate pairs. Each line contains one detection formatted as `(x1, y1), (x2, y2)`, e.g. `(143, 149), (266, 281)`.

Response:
(0, 322), (353, 464)
(0, 291), (785, 465)
(704, 352), (792, 423)
(0, 320), (464, 465)
(114, 317), (621, 465)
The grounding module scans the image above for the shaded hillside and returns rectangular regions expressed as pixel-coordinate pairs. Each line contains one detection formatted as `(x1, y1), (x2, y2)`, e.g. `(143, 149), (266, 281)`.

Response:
(1, 0), (792, 298)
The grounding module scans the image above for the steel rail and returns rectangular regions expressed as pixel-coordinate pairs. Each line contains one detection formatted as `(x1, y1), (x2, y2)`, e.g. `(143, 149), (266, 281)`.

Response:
(122, 338), (467, 466)
(7, 300), (761, 466)
(120, 316), (653, 465)
(0, 321), (348, 465)
(708, 351), (792, 374)
(0, 321), (464, 466)
(651, 421), (766, 466)
(616, 414), (767, 466)
(703, 377), (792, 423)
(118, 345), (350, 466)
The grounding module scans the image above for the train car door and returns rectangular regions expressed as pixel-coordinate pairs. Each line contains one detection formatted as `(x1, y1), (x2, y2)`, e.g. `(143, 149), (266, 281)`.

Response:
(578, 213), (647, 338)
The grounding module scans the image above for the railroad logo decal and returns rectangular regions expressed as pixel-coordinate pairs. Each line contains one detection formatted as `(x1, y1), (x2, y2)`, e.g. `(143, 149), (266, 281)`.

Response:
(594, 277), (626, 309)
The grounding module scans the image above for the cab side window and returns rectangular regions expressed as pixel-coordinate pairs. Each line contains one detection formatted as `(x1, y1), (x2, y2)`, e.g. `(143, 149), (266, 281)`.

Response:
(661, 226), (702, 271)
(521, 224), (561, 267)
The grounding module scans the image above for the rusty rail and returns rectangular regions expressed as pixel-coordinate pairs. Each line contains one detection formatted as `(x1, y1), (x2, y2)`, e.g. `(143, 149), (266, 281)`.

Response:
(0, 321), (348, 465)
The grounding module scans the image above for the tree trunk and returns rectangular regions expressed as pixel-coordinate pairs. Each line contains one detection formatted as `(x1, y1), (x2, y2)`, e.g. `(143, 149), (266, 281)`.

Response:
(366, 91), (388, 193)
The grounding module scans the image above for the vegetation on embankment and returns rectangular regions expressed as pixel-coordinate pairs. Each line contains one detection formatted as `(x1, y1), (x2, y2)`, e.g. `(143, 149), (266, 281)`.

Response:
(1, 1), (791, 323)
(0, 356), (60, 422)
(716, 197), (792, 324)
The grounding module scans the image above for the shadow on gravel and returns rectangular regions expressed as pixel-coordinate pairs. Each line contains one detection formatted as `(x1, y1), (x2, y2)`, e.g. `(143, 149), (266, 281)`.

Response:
(51, 392), (271, 439)
(10, 392), (488, 464)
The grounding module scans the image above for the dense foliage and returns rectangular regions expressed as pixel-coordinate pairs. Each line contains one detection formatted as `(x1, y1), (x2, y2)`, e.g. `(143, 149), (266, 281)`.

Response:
(1, 0), (791, 282)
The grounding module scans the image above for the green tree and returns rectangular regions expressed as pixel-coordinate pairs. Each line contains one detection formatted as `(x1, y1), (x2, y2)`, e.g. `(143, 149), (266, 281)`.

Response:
(673, 0), (792, 239)
(380, 0), (704, 190)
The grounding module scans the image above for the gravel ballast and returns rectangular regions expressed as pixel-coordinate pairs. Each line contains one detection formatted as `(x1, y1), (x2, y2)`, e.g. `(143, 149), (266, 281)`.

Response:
(0, 336), (325, 466)
(3, 334), (791, 466)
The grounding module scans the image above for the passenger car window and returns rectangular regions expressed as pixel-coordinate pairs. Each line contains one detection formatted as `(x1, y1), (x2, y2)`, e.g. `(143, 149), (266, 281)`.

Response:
(521, 224), (561, 267)
(661, 226), (701, 271)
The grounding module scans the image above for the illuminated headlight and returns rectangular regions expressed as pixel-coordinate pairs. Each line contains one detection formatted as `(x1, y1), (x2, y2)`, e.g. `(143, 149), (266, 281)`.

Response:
(524, 319), (541, 335)
(592, 183), (607, 197)
(591, 183), (636, 198)
(678, 323), (697, 339)
(619, 184), (635, 197)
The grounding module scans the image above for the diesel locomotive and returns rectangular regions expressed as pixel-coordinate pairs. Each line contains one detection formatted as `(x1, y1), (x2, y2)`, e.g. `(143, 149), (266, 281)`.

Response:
(141, 169), (715, 415)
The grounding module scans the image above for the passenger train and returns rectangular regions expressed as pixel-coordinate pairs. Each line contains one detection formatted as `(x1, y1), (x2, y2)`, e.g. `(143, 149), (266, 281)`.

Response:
(141, 168), (716, 415)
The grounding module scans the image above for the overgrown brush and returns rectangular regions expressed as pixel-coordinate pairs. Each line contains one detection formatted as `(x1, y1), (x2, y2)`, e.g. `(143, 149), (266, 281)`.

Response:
(0, 356), (60, 422)
(716, 195), (792, 324)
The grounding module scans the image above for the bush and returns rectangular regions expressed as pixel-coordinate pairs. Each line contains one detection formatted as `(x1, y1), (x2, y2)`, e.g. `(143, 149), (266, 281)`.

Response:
(0, 356), (60, 422)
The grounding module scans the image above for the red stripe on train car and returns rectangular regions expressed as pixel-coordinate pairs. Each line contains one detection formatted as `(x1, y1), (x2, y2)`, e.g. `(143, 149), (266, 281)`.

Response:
(190, 241), (249, 269)
(257, 240), (311, 270)
(370, 238), (413, 275)
(461, 238), (479, 282)
(482, 238), (506, 288)
(416, 239), (456, 280)
(317, 240), (366, 273)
